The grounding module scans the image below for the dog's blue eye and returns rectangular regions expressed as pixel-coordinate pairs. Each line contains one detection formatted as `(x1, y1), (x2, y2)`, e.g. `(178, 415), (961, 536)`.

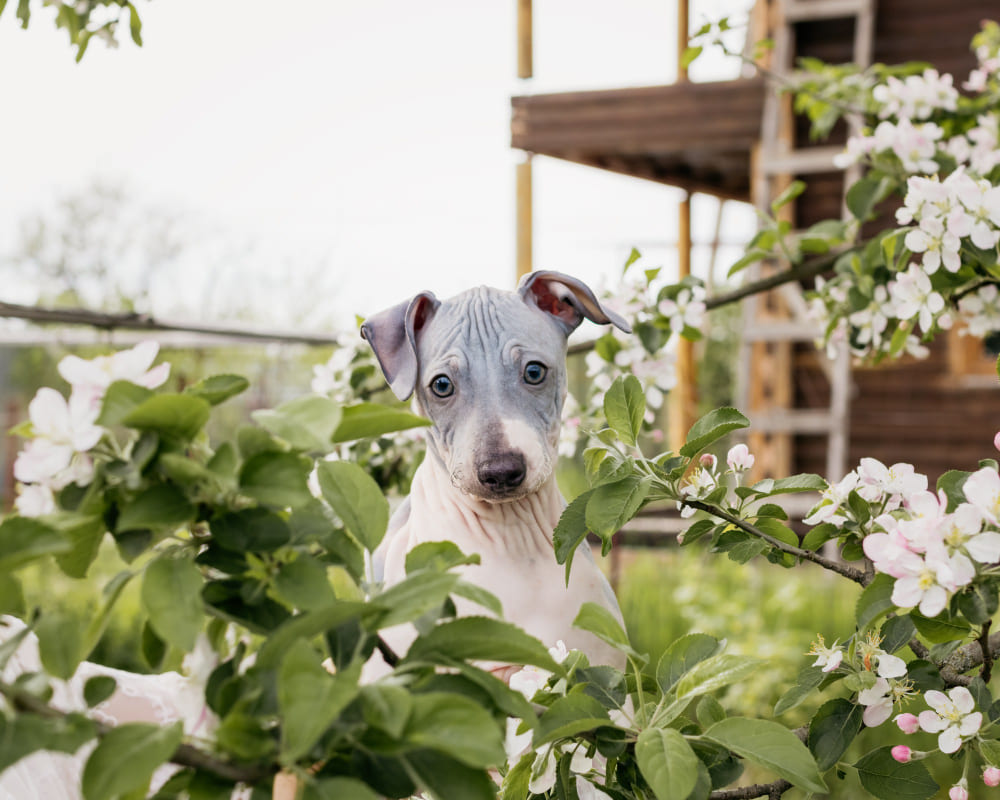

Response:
(523, 362), (547, 385)
(430, 375), (454, 397)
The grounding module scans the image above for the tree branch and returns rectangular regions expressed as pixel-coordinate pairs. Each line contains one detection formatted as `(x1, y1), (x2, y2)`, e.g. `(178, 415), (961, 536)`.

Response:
(0, 300), (341, 347)
(939, 630), (1000, 687)
(710, 779), (792, 800)
(681, 499), (868, 585)
(703, 247), (856, 311)
(1, 681), (273, 785)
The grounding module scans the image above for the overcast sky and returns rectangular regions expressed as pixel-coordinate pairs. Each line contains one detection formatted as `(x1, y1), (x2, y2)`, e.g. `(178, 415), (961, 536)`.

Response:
(0, 0), (755, 330)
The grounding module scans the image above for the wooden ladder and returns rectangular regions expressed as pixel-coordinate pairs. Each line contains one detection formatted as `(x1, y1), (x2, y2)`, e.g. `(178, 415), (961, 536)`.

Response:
(738, 0), (876, 483)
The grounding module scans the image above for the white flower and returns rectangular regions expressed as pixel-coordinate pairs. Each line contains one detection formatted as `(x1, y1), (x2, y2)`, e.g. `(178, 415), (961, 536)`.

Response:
(657, 286), (706, 334)
(58, 340), (170, 401)
(807, 635), (843, 673)
(890, 264), (946, 332)
(13, 388), (103, 488)
(14, 483), (56, 517)
(963, 466), (1000, 525)
(528, 749), (558, 795)
(904, 217), (961, 274)
(856, 458), (927, 508)
(957, 284), (1000, 338)
(858, 677), (894, 727)
(918, 687), (983, 753)
(804, 470), (859, 527)
(890, 544), (973, 617)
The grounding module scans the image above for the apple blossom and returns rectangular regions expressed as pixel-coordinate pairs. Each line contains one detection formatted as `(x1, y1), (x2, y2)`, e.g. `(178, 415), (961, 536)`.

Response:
(58, 340), (169, 402)
(995, 430), (1000, 453)
(13, 483), (56, 518)
(918, 687), (983, 754)
(807, 635), (843, 673)
(726, 443), (755, 472)
(890, 263), (946, 333)
(803, 471), (860, 527)
(959, 284), (1000, 338)
(657, 285), (706, 334)
(895, 713), (921, 734)
(949, 781), (969, 800)
(963, 466), (1000, 525)
(984, 767), (1000, 787)
(891, 745), (912, 763)
(858, 677), (894, 727)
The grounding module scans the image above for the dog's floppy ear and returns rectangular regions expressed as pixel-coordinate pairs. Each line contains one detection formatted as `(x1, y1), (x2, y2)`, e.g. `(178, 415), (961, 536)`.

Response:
(518, 270), (632, 335)
(360, 292), (440, 400)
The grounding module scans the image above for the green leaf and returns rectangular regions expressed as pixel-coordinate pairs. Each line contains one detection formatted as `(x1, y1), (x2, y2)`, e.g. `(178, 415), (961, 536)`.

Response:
(316, 460), (389, 551)
(656, 633), (722, 693)
(279, 639), (360, 763)
(704, 717), (826, 794)
(553, 489), (594, 580)
(636, 727), (700, 800)
(675, 654), (763, 702)
(403, 692), (506, 768)
(407, 751), (497, 800)
(371, 571), (459, 629)
(185, 374), (248, 405)
(771, 180), (806, 214)
(403, 616), (561, 673)
(82, 722), (183, 800)
(880, 614), (917, 653)
(0, 516), (70, 572)
(97, 380), (154, 426)
(624, 246), (642, 271)
(84, 675), (117, 708)
(51, 514), (105, 578)
(404, 541), (479, 574)
(808, 698), (863, 770)
(121, 393), (211, 441)
(359, 684), (414, 738)
(127, 2), (142, 46)
(211, 508), (291, 552)
(764, 473), (827, 494)
(141, 556), (204, 651)
(980, 738), (1000, 767)
(116, 484), (194, 532)
(774, 666), (827, 715)
(854, 746), (939, 800)
(856, 573), (896, 632)
(0, 713), (96, 774)
(0, 573), (24, 616)
(302, 776), (381, 800)
(585, 475), (652, 539)
(680, 408), (749, 458)
(256, 602), (368, 669)
(253, 395), (343, 452)
(331, 402), (431, 443)
(573, 602), (634, 655)
(681, 44), (703, 69)
(697, 695), (727, 729)
(535, 692), (611, 745)
(603, 375), (645, 446)
(846, 175), (888, 222)
(910, 610), (970, 643)
(239, 451), (312, 509)
(36, 610), (84, 680)
(274, 555), (335, 611)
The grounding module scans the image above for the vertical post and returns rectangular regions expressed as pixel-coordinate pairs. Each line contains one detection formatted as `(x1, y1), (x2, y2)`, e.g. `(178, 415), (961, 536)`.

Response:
(517, 0), (533, 79)
(516, 156), (533, 281)
(669, 0), (696, 452)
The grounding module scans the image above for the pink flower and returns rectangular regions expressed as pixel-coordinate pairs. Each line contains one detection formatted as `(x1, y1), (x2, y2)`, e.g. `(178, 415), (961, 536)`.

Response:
(964, 466), (1000, 525)
(984, 767), (1000, 787)
(891, 745), (912, 763)
(949, 781), (969, 800)
(995, 431), (1000, 452)
(726, 443), (755, 472)
(895, 713), (921, 734)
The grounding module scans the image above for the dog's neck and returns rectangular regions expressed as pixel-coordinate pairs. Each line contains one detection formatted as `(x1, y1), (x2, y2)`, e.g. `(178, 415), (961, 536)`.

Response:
(405, 452), (564, 559)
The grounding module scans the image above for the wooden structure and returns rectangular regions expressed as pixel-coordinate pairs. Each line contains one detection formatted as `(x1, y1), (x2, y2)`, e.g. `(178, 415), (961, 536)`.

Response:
(511, 0), (1000, 483)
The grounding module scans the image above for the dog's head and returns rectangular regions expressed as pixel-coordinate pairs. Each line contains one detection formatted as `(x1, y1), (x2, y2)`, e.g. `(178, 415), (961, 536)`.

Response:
(361, 271), (631, 502)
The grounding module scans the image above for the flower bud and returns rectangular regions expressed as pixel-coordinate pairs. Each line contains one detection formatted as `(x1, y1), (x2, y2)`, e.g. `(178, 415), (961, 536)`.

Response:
(949, 781), (969, 800)
(699, 453), (717, 470)
(894, 713), (920, 734)
(984, 767), (1000, 787)
(891, 745), (912, 763)
(726, 443), (755, 472)
(994, 430), (1000, 452)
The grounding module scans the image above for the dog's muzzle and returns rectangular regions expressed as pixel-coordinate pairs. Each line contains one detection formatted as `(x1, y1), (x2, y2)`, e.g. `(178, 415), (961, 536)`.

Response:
(475, 451), (527, 497)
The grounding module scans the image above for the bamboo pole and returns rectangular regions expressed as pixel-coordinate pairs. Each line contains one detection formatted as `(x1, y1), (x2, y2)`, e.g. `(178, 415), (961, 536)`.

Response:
(516, 156), (534, 281)
(517, 0), (532, 79)
(669, 0), (697, 451)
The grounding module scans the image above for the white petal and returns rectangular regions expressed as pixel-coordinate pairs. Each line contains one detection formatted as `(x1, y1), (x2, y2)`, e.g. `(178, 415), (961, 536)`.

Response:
(967, 532), (1000, 563)
(923, 691), (950, 714)
(949, 687), (975, 714)
(918, 710), (948, 733)
(876, 653), (907, 679)
(938, 726), (963, 754)
(959, 711), (983, 736)
(863, 698), (893, 727)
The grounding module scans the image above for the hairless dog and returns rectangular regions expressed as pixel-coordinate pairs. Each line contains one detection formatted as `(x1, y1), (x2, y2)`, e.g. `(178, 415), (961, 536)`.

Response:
(360, 270), (632, 677)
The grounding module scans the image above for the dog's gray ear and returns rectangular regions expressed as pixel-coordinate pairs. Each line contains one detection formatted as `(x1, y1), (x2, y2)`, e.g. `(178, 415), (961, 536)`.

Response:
(518, 270), (632, 335)
(360, 292), (440, 400)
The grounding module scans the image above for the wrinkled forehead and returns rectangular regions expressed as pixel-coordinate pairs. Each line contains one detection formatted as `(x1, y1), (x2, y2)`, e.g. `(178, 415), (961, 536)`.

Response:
(417, 286), (566, 368)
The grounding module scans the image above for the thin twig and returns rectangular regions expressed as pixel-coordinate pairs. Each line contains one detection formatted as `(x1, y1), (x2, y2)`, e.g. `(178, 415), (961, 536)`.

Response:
(376, 635), (400, 667)
(980, 620), (994, 684)
(681, 499), (869, 585)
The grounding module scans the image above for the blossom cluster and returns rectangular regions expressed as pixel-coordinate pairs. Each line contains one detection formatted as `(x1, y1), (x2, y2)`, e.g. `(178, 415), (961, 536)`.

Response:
(676, 444), (755, 520)
(808, 28), (1000, 362)
(13, 341), (169, 517)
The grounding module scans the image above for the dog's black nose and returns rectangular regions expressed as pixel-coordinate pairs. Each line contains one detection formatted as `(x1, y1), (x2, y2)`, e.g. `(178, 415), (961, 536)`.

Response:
(477, 453), (526, 493)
